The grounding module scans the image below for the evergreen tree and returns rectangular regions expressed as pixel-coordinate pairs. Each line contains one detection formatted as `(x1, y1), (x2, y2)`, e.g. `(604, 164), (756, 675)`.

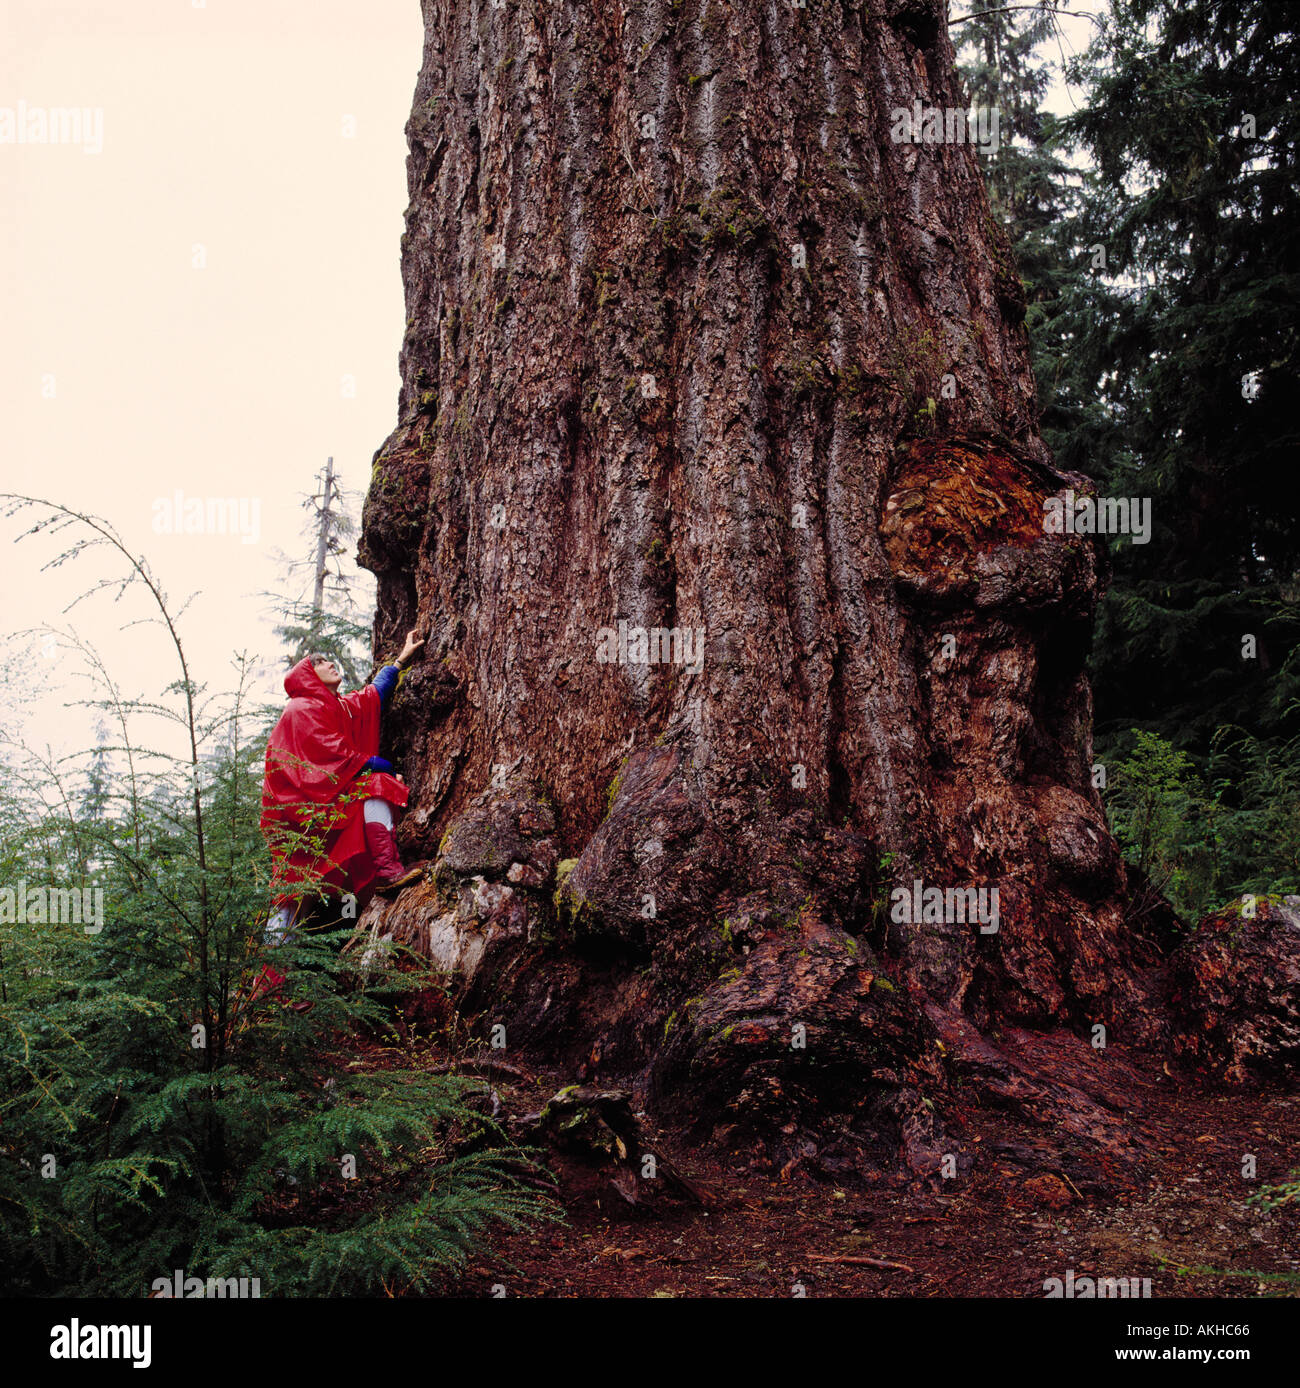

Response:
(268, 458), (373, 685)
(954, 3), (1106, 454)
(957, 1), (1299, 915)
(954, 0), (1062, 242)
(1053, 0), (1300, 751)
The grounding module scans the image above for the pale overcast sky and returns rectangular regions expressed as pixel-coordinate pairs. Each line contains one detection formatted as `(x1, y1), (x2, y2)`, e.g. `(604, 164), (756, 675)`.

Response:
(1, 0), (423, 769)
(0, 0), (1098, 781)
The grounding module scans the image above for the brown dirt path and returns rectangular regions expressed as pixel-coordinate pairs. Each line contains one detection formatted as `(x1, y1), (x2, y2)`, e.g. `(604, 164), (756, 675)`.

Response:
(341, 1026), (1298, 1299)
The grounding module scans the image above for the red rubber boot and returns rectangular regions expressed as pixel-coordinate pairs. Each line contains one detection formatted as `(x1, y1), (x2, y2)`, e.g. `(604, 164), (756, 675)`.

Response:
(365, 820), (423, 895)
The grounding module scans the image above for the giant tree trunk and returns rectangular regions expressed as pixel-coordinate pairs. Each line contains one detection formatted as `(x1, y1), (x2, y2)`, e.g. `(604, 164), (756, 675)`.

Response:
(359, 0), (1158, 1177)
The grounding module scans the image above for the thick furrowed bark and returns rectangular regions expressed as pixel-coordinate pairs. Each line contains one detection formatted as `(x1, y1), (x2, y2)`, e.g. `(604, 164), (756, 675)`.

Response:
(359, 0), (1170, 1176)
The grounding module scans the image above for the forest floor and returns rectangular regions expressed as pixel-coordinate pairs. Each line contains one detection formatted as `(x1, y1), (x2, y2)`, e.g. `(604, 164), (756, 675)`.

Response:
(347, 1027), (1300, 1300)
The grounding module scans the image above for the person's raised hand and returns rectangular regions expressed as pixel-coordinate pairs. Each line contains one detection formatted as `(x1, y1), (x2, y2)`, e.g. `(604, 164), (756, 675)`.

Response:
(397, 629), (426, 668)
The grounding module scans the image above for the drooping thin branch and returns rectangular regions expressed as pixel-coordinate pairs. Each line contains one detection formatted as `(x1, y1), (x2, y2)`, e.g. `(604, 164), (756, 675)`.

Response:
(3, 494), (215, 1046)
(949, 4), (1103, 27)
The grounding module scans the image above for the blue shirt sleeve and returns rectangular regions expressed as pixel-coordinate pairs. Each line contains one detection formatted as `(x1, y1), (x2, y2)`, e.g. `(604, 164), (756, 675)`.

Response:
(372, 664), (400, 711)
(363, 756), (393, 774)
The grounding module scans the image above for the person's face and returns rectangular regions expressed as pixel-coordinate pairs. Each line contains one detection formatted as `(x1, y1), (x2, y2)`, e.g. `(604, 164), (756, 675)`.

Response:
(312, 659), (343, 691)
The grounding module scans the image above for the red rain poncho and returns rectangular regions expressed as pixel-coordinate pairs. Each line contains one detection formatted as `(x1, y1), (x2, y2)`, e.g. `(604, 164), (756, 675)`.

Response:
(260, 657), (409, 906)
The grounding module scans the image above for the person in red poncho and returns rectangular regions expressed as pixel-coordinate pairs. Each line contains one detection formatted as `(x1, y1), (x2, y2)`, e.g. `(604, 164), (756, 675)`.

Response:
(259, 629), (426, 951)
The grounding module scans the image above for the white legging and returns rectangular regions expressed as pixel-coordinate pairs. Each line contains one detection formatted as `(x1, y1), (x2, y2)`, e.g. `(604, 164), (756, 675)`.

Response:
(264, 798), (396, 944)
(265, 902), (298, 945)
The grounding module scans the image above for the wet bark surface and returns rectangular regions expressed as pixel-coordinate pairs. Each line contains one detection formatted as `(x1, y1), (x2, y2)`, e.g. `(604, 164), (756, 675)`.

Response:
(357, 0), (1296, 1179)
(1169, 900), (1300, 1084)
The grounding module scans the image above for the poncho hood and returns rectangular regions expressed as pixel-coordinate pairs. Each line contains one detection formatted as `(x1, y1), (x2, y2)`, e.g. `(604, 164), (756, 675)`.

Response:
(284, 656), (337, 702)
